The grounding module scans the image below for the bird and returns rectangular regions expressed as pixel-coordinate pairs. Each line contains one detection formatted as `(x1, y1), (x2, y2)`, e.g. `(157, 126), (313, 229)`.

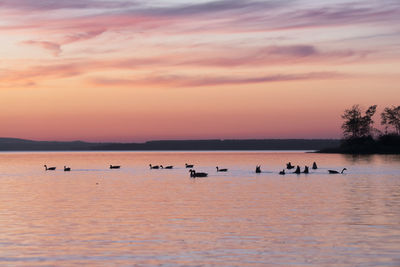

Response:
(279, 169), (285, 175)
(44, 165), (56, 171)
(312, 162), (318, 169)
(189, 169), (208, 178)
(255, 165), (261, 173)
(64, 166), (71, 171)
(328, 168), (347, 174)
(293, 166), (301, 174)
(216, 166), (228, 172)
(286, 162), (295, 169)
(303, 166), (309, 174)
(110, 165), (120, 169)
(161, 165), (173, 169)
(149, 164), (160, 169)
(185, 163), (194, 168)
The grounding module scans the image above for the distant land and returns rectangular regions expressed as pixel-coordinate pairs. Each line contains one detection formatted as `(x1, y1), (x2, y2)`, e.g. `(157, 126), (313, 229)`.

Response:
(0, 138), (340, 151)
(318, 135), (400, 154)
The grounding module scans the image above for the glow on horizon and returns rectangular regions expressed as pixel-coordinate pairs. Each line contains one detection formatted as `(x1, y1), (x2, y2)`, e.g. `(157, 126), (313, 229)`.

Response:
(0, 0), (399, 142)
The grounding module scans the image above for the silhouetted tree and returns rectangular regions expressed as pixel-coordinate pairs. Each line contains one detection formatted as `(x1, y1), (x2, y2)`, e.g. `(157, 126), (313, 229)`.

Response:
(361, 105), (378, 137)
(381, 105), (400, 135)
(341, 105), (377, 139)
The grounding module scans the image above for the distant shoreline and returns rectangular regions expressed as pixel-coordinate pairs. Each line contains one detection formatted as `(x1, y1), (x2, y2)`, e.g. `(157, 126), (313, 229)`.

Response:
(316, 135), (400, 155)
(0, 138), (339, 151)
(317, 148), (400, 155)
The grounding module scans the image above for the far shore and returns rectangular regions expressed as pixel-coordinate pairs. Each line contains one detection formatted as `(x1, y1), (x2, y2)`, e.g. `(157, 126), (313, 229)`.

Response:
(317, 135), (400, 155)
(0, 138), (339, 152)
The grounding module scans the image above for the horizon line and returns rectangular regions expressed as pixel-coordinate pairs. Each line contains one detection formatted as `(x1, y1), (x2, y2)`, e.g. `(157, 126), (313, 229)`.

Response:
(0, 137), (341, 144)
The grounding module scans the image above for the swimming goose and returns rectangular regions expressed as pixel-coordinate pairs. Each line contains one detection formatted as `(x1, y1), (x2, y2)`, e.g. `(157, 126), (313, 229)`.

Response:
(149, 164), (160, 169)
(44, 165), (56, 171)
(279, 169), (285, 175)
(312, 162), (318, 169)
(328, 168), (347, 174)
(110, 165), (120, 169)
(303, 166), (309, 174)
(286, 162), (295, 169)
(255, 165), (261, 173)
(161, 165), (173, 169)
(185, 163), (194, 168)
(64, 166), (71, 171)
(189, 169), (208, 178)
(216, 166), (228, 172)
(293, 166), (301, 174)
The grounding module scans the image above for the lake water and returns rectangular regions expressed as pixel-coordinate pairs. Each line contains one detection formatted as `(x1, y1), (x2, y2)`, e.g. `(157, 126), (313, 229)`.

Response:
(0, 151), (399, 266)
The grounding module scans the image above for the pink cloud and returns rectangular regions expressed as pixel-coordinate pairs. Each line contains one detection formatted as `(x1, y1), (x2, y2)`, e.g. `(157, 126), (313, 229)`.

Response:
(0, 42), (370, 87)
(21, 40), (62, 56)
(20, 29), (106, 56)
(90, 72), (346, 88)
(2, 1), (398, 38)
(63, 29), (106, 44)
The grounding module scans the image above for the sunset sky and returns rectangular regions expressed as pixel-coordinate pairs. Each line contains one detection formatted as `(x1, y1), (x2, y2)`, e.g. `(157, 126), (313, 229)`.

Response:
(0, 0), (399, 142)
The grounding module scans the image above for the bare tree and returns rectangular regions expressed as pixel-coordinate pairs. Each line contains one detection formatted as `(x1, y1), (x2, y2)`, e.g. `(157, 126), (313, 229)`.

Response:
(381, 105), (400, 135)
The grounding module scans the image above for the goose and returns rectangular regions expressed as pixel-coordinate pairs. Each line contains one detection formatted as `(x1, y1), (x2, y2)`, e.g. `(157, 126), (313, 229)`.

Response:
(293, 166), (301, 174)
(189, 169), (208, 178)
(64, 166), (71, 171)
(328, 168), (347, 174)
(110, 165), (120, 169)
(149, 164), (160, 169)
(279, 169), (285, 175)
(303, 166), (309, 174)
(312, 162), (318, 170)
(161, 165), (173, 169)
(255, 165), (261, 173)
(185, 163), (194, 168)
(216, 166), (228, 172)
(286, 162), (295, 169)
(44, 165), (56, 171)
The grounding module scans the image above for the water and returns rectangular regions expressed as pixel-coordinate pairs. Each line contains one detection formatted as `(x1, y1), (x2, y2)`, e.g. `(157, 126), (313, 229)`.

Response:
(0, 151), (399, 266)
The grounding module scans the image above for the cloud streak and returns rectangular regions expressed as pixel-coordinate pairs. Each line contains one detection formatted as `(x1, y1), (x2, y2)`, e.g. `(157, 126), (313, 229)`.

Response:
(21, 40), (62, 56)
(0, 0), (135, 11)
(90, 72), (345, 88)
(2, 0), (399, 35)
(0, 1), (398, 87)
(21, 29), (106, 56)
(0, 43), (367, 86)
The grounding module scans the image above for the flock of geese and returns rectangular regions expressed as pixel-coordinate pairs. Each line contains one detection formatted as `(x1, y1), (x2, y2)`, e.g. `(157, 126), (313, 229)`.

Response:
(274, 162), (347, 175)
(43, 161), (347, 178)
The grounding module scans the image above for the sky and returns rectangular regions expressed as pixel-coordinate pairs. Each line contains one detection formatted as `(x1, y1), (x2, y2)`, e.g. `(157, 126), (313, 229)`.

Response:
(0, 0), (399, 142)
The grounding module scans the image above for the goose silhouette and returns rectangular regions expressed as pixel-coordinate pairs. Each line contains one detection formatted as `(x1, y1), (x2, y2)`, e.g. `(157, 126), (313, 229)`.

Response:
(161, 165), (173, 169)
(110, 165), (120, 169)
(149, 164), (160, 169)
(189, 169), (208, 178)
(64, 166), (71, 171)
(185, 163), (194, 168)
(286, 162), (295, 169)
(44, 165), (56, 171)
(312, 162), (318, 169)
(255, 165), (261, 173)
(328, 168), (347, 174)
(279, 169), (285, 175)
(303, 166), (309, 174)
(293, 166), (301, 174)
(216, 166), (228, 172)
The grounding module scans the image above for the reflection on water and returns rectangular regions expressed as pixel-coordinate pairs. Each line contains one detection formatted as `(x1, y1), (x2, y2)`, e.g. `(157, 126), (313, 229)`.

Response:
(0, 152), (399, 266)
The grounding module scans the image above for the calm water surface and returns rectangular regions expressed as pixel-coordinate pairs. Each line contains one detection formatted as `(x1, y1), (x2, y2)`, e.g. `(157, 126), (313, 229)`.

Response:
(0, 151), (399, 266)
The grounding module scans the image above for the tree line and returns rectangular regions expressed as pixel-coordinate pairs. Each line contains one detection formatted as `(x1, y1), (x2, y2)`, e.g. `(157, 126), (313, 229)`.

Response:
(334, 105), (400, 154)
(342, 105), (400, 139)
